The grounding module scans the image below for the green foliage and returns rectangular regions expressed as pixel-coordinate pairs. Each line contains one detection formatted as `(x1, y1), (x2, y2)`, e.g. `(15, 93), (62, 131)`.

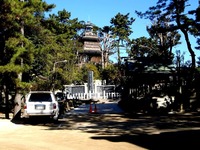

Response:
(0, 0), (43, 91)
(79, 63), (101, 83)
(110, 13), (135, 65)
(0, 0), (63, 94)
(135, 0), (197, 68)
(102, 64), (120, 85)
(129, 37), (159, 57)
(129, 35), (175, 65)
(110, 13), (135, 39)
(30, 78), (51, 91)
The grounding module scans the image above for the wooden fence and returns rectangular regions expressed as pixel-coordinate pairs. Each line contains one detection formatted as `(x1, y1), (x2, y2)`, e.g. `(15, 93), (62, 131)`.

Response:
(65, 91), (121, 100)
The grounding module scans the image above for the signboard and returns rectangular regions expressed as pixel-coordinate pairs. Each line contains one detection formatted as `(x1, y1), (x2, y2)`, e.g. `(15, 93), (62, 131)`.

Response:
(88, 71), (94, 93)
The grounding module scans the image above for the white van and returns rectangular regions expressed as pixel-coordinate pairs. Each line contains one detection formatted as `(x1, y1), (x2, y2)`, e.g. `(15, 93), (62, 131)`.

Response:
(22, 91), (59, 121)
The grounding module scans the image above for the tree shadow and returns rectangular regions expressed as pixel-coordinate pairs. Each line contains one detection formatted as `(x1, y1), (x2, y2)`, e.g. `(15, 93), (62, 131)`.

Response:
(48, 113), (200, 149)
(8, 103), (200, 149)
(91, 130), (200, 149)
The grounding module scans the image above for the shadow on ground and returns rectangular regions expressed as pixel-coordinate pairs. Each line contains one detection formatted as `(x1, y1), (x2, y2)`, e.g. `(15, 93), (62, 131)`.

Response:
(91, 130), (200, 150)
(8, 105), (200, 149)
(53, 113), (200, 149)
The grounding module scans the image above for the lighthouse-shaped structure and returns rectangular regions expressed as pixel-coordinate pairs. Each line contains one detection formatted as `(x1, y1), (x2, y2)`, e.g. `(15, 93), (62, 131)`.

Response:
(78, 21), (102, 66)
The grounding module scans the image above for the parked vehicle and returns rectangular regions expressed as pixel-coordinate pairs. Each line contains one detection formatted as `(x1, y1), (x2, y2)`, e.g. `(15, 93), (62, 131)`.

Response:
(55, 91), (65, 101)
(22, 91), (59, 121)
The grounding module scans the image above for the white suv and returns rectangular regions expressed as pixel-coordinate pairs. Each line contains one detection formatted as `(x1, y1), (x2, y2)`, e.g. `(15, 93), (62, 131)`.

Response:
(22, 91), (59, 121)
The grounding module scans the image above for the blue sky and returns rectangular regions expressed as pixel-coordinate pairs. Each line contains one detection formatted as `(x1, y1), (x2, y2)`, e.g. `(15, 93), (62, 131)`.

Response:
(45, 0), (199, 63)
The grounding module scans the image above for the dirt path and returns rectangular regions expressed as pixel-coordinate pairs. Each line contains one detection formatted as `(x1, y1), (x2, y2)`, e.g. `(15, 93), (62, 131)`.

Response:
(0, 116), (145, 150)
(1, 111), (200, 150)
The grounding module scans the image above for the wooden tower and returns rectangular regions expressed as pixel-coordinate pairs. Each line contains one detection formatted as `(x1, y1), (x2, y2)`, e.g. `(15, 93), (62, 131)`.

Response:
(78, 21), (102, 66)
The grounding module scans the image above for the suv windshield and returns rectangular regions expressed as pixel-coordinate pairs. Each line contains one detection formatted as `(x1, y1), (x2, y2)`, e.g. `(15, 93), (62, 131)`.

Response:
(29, 93), (52, 102)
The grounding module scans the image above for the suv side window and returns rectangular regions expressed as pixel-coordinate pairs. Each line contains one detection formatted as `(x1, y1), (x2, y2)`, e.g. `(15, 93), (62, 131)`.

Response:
(29, 93), (52, 102)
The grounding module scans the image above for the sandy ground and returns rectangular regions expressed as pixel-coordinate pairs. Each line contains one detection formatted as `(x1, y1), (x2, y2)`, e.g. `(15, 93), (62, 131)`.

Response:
(0, 114), (145, 150)
(1, 101), (200, 150)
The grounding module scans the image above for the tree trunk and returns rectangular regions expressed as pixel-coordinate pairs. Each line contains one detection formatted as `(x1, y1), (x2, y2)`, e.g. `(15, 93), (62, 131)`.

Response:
(181, 29), (196, 69)
(117, 40), (121, 67)
(4, 85), (9, 119)
(12, 91), (22, 121)
(174, 1), (196, 69)
(105, 50), (109, 68)
(12, 0), (24, 120)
